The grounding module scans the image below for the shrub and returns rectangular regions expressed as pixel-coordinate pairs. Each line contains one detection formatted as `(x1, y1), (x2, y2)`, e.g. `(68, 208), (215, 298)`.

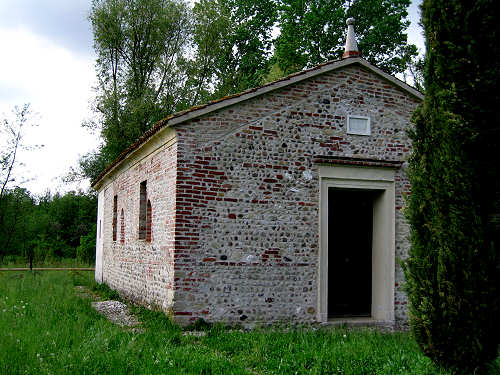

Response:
(76, 224), (96, 265)
(404, 0), (500, 373)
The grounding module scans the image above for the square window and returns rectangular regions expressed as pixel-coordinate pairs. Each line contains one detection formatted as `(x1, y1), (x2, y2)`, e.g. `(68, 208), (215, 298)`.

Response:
(112, 195), (118, 241)
(347, 115), (370, 135)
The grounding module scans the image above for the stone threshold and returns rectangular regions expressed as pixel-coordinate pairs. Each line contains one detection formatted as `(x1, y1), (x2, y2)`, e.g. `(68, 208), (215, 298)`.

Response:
(322, 318), (396, 331)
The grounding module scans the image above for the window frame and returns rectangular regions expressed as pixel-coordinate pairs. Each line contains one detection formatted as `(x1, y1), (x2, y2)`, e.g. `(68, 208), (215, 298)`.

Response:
(146, 199), (152, 242)
(120, 208), (125, 244)
(139, 181), (147, 240)
(346, 115), (371, 136)
(112, 195), (118, 242)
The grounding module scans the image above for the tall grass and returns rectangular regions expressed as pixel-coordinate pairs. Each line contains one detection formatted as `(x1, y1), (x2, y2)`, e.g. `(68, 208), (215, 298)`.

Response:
(0, 271), (497, 374)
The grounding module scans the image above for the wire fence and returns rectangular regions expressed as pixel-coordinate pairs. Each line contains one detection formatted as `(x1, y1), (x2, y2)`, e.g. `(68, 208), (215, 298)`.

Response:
(0, 267), (94, 271)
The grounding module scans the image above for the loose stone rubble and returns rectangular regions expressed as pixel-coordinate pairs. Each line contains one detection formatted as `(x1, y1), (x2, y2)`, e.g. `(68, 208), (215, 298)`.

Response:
(92, 300), (140, 328)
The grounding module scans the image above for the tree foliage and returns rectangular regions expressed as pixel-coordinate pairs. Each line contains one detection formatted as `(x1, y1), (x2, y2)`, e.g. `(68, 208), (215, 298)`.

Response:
(275, 0), (417, 75)
(82, 0), (417, 181)
(404, 54), (425, 93)
(185, 0), (278, 103)
(0, 188), (35, 262)
(84, 0), (191, 180)
(76, 224), (97, 265)
(0, 189), (97, 265)
(215, 0), (278, 96)
(404, 0), (500, 372)
(182, 0), (233, 106)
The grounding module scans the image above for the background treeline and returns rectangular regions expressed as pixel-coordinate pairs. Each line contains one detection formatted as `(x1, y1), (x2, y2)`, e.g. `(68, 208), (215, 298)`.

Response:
(0, 189), (97, 265)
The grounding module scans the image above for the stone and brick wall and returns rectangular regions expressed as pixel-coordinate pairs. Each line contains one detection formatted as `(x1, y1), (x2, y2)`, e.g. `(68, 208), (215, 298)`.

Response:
(394, 168), (412, 322)
(171, 64), (419, 325)
(100, 141), (177, 312)
(97, 62), (419, 326)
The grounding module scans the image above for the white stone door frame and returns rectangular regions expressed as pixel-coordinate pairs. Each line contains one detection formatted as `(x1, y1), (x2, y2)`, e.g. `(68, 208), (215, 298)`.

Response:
(318, 165), (396, 323)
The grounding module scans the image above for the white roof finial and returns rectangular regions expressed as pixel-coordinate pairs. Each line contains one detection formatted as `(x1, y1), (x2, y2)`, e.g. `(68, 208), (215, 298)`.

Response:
(343, 18), (360, 58)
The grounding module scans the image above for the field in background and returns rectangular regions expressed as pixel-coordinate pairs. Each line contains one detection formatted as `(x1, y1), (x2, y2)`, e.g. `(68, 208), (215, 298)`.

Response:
(0, 257), (91, 269)
(0, 271), (498, 374)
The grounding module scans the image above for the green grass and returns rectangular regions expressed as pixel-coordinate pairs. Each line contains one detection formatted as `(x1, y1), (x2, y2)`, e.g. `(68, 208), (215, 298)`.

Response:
(0, 271), (498, 374)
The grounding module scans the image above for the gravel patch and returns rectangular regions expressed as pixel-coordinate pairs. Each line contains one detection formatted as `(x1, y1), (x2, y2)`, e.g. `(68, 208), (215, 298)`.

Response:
(183, 331), (207, 337)
(92, 300), (141, 328)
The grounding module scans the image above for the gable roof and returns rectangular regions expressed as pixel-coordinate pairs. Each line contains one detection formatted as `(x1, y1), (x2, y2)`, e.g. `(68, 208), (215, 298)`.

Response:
(92, 56), (423, 188)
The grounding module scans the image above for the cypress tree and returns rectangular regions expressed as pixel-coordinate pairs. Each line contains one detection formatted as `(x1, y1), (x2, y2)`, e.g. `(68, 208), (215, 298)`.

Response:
(405, 0), (500, 372)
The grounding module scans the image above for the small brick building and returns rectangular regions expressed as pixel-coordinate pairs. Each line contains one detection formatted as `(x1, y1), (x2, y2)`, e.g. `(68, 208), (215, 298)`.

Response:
(93, 32), (423, 326)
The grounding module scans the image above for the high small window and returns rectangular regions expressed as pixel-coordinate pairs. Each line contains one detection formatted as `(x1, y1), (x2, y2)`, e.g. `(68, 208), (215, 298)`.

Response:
(347, 115), (371, 135)
(146, 200), (152, 242)
(112, 195), (118, 241)
(120, 209), (125, 244)
(139, 181), (147, 240)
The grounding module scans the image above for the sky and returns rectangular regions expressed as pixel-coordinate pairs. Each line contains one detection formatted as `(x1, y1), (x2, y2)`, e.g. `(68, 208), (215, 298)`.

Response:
(0, 0), (425, 196)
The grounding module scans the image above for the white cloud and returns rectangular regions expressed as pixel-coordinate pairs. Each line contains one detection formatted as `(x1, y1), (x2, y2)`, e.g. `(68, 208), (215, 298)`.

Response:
(0, 0), (93, 57)
(0, 27), (99, 195)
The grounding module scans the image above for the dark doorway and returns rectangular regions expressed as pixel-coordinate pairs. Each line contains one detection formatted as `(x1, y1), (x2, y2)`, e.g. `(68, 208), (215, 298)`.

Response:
(328, 188), (374, 318)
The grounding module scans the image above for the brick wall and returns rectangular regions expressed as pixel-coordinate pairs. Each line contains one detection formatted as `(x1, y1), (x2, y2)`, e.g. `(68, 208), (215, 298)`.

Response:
(100, 141), (177, 311)
(172, 64), (419, 325)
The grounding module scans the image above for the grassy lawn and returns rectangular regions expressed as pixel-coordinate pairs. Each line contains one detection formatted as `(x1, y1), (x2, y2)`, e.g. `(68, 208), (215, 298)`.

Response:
(0, 271), (497, 374)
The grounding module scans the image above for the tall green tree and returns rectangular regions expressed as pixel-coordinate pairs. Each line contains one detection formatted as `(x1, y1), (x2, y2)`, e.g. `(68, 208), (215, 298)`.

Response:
(182, 0), (233, 106)
(404, 0), (500, 372)
(275, 0), (417, 75)
(218, 0), (278, 95)
(187, 0), (278, 101)
(83, 0), (191, 181)
(405, 54), (425, 92)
